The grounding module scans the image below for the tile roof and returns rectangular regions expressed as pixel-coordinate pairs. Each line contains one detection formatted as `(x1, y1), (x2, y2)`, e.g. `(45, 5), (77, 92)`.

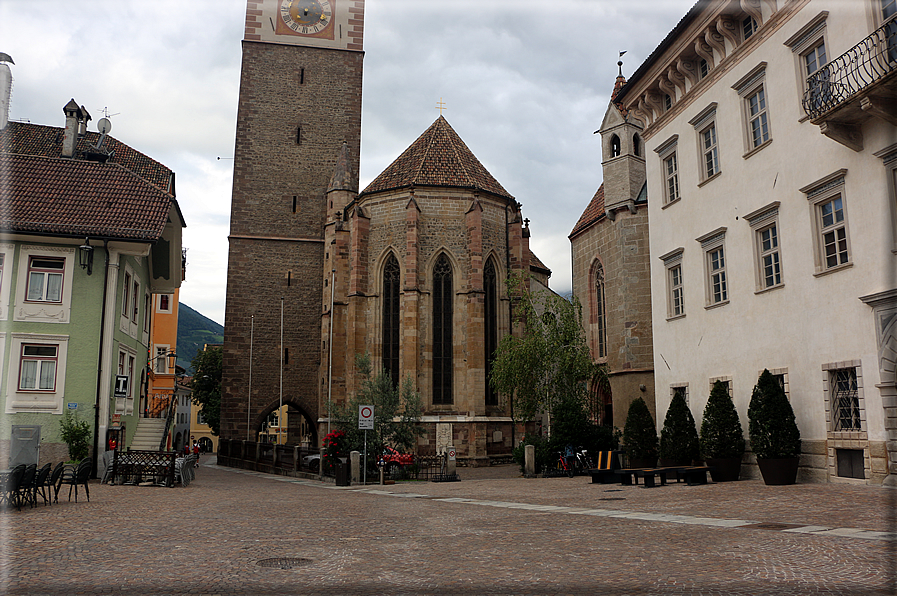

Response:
(359, 116), (513, 200)
(0, 153), (173, 241)
(529, 249), (551, 274)
(569, 184), (605, 239)
(0, 121), (174, 195)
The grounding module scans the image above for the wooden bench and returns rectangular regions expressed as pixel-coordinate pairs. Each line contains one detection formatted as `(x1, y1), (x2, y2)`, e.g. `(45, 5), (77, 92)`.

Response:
(588, 450), (623, 484)
(673, 466), (711, 485)
(615, 466), (679, 487)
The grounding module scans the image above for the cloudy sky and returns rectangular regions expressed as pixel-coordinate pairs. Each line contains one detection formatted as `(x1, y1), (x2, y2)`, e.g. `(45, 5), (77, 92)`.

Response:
(1, 0), (697, 326)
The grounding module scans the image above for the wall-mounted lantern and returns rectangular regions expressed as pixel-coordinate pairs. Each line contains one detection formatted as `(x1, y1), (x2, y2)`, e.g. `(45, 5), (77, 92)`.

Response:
(78, 237), (94, 275)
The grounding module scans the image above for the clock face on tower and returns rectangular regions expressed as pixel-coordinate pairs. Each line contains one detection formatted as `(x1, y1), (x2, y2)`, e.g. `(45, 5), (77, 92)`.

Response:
(279, 0), (333, 36)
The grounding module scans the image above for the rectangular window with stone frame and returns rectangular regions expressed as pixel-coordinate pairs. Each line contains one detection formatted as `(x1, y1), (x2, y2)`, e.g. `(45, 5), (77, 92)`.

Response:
(784, 12), (830, 113)
(800, 170), (852, 275)
(654, 134), (681, 207)
(696, 228), (728, 308)
(659, 247), (685, 320)
(689, 103), (720, 184)
(745, 201), (784, 292)
(732, 63), (771, 157)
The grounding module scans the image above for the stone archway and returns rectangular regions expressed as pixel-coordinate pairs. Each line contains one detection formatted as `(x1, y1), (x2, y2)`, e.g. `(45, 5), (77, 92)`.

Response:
(253, 400), (318, 448)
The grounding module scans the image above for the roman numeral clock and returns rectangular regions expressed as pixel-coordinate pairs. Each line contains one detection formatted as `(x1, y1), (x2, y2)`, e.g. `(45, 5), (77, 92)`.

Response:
(280, 0), (332, 36)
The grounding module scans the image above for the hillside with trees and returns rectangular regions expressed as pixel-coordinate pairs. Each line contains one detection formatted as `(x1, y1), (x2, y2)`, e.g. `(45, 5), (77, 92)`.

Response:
(177, 303), (224, 373)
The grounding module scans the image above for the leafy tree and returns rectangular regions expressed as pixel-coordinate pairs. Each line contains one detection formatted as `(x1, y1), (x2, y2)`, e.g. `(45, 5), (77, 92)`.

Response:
(190, 345), (222, 436)
(60, 410), (91, 462)
(490, 273), (606, 428)
(700, 380), (745, 459)
(659, 390), (700, 464)
(333, 353), (424, 468)
(548, 394), (620, 454)
(748, 369), (801, 459)
(622, 397), (657, 462)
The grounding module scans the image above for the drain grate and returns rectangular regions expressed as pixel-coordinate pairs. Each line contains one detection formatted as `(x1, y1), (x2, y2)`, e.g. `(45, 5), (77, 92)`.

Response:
(743, 523), (799, 531)
(599, 497), (626, 501)
(256, 558), (313, 570)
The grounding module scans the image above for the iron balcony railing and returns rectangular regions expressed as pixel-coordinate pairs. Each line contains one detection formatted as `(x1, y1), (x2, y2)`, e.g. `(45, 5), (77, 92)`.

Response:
(803, 19), (897, 119)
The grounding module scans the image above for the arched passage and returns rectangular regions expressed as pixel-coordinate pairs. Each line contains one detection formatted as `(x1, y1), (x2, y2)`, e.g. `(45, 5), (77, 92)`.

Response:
(252, 399), (318, 447)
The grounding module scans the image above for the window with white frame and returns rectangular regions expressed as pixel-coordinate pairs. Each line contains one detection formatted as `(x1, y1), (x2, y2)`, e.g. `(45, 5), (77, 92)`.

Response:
(784, 12), (830, 110)
(745, 202), (784, 292)
(803, 40), (827, 78)
(660, 247), (685, 319)
(689, 103), (720, 183)
(801, 170), (851, 274)
(121, 271), (131, 317)
(6, 333), (69, 413)
(131, 279), (140, 324)
(19, 344), (58, 391)
(709, 376), (732, 397)
(157, 294), (173, 314)
(198, 411), (207, 425)
(883, 0), (896, 22)
(117, 347), (136, 400)
(701, 123), (720, 178)
(154, 345), (170, 374)
(733, 63), (771, 155)
(654, 134), (680, 207)
(699, 58), (709, 79)
(696, 228), (728, 307)
(26, 256), (65, 303)
(742, 16), (758, 40)
(144, 292), (151, 331)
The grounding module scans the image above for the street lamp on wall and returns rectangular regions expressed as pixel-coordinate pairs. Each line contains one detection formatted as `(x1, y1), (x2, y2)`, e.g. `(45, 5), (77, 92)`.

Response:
(78, 237), (94, 275)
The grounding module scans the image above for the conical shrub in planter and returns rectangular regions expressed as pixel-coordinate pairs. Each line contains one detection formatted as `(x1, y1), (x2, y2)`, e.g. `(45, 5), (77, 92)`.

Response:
(748, 369), (801, 485)
(622, 397), (657, 468)
(700, 380), (745, 481)
(659, 390), (700, 466)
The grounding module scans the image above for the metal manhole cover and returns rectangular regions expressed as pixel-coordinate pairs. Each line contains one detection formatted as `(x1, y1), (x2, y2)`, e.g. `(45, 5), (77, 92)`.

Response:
(256, 558), (313, 570)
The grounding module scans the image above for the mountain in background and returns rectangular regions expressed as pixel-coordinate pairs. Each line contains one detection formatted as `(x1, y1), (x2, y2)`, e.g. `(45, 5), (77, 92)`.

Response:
(177, 303), (224, 373)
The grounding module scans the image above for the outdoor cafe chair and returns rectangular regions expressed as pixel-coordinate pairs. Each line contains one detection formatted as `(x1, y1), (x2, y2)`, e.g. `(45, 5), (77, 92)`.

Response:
(1, 464), (25, 510)
(59, 459), (92, 503)
(16, 464), (37, 509)
(32, 463), (51, 506)
(44, 462), (64, 505)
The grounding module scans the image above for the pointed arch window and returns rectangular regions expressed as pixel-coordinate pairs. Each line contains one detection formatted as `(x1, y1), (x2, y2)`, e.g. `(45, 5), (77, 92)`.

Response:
(484, 259), (498, 406)
(595, 264), (607, 358)
(433, 255), (453, 405)
(383, 254), (401, 386)
(632, 133), (641, 157)
(610, 135), (621, 157)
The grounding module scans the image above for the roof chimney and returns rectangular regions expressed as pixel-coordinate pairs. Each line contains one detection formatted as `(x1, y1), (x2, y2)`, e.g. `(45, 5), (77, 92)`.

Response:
(0, 53), (12, 131)
(62, 99), (80, 158)
(78, 104), (91, 136)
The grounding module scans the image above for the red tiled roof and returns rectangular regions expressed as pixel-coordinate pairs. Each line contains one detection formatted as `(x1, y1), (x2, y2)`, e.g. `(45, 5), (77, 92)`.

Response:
(0, 121), (174, 195)
(569, 184), (606, 239)
(0, 153), (173, 241)
(529, 249), (551, 274)
(360, 116), (513, 200)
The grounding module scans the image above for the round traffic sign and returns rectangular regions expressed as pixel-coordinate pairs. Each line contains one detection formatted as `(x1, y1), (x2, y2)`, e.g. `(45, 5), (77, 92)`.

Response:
(360, 406), (373, 418)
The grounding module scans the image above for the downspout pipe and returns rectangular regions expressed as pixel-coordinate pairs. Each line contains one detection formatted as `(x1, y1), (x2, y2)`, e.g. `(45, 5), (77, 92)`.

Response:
(91, 240), (110, 479)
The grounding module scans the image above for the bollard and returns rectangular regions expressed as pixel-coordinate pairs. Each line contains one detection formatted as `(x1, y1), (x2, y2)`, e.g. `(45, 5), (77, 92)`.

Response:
(350, 451), (361, 484)
(446, 446), (457, 476)
(525, 444), (535, 477)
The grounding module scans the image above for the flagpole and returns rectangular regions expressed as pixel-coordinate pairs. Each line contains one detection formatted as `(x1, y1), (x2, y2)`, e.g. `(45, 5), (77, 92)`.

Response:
(248, 314), (254, 441)
(279, 297), (283, 444)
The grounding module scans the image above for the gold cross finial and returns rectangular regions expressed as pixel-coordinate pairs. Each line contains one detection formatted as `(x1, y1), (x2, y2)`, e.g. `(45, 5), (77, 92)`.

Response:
(435, 98), (447, 116)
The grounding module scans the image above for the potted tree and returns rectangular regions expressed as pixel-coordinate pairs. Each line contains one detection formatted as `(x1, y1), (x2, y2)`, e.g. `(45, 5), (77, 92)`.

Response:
(659, 390), (700, 466)
(700, 380), (745, 481)
(622, 397), (657, 468)
(748, 369), (801, 485)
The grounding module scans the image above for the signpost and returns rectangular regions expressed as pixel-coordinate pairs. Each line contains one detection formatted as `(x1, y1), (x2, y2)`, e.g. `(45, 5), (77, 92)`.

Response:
(359, 405), (374, 484)
(113, 375), (129, 399)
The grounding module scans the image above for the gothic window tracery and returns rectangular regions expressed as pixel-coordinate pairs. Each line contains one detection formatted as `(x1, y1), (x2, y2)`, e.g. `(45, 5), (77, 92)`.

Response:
(383, 254), (401, 386)
(484, 259), (498, 406)
(433, 255), (453, 405)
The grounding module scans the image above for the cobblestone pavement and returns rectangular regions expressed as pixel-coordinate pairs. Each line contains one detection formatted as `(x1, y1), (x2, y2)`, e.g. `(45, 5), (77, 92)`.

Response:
(1, 457), (894, 595)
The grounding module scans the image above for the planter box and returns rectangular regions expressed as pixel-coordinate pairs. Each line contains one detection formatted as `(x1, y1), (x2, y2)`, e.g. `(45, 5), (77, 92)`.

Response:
(757, 457), (799, 485)
(706, 457), (742, 482)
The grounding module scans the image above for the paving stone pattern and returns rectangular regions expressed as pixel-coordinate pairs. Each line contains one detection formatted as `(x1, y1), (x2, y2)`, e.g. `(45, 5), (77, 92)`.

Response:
(1, 458), (895, 595)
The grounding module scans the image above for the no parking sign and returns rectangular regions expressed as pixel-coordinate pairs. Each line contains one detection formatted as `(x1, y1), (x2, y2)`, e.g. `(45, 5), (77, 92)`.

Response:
(359, 405), (374, 430)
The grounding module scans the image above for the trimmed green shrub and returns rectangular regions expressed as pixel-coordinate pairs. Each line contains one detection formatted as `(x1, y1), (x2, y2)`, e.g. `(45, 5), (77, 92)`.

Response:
(748, 369), (801, 459)
(700, 380), (745, 459)
(659, 390), (700, 464)
(622, 397), (657, 461)
(547, 395), (620, 456)
(60, 410), (91, 462)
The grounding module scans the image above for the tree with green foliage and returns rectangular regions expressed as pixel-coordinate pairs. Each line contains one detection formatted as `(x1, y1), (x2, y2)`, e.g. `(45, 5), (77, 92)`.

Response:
(490, 273), (607, 428)
(622, 397), (658, 462)
(748, 369), (801, 459)
(700, 380), (745, 459)
(190, 345), (222, 436)
(659, 390), (700, 464)
(60, 410), (91, 462)
(334, 353), (424, 468)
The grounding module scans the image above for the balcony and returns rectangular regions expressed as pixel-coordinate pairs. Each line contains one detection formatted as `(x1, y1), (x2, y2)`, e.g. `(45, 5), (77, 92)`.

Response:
(803, 19), (897, 151)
